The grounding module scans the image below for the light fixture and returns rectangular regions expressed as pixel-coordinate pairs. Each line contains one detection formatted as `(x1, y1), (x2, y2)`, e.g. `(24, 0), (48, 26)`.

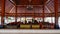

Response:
(27, 5), (33, 10)
(26, 0), (33, 10)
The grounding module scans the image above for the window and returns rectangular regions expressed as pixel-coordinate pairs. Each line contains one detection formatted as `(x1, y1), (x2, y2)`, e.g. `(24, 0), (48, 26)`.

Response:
(44, 17), (55, 23)
(26, 17), (32, 23)
(17, 17), (21, 22)
(58, 17), (60, 27)
(35, 17), (43, 22)
(4, 17), (15, 25)
(20, 17), (25, 23)
(17, 17), (33, 23)
(0, 16), (1, 25)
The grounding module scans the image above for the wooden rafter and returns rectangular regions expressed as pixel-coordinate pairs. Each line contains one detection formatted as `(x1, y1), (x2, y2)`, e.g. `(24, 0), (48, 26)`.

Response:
(9, 0), (16, 5)
(45, 0), (50, 4)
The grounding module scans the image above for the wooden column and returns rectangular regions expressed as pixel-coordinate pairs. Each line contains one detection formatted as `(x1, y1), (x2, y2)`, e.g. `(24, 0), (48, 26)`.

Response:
(54, 0), (58, 24)
(1, 0), (5, 25)
(25, 6), (26, 24)
(42, 0), (45, 22)
(15, 5), (17, 22)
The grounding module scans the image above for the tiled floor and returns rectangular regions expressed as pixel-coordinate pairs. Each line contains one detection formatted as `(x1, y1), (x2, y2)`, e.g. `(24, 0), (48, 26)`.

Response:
(0, 29), (60, 34)
(0, 33), (60, 34)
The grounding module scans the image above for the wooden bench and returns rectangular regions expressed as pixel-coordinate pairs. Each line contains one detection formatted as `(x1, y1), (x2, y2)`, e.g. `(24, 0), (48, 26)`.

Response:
(32, 25), (40, 29)
(5, 25), (18, 29)
(20, 24), (31, 29)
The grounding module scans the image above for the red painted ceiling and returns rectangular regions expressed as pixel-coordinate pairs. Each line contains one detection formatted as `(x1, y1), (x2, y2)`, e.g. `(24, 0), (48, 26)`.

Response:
(13, 0), (47, 5)
(0, 0), (60, 16)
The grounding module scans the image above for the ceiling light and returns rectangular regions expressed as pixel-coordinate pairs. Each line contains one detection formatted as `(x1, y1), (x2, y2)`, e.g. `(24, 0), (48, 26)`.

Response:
(27, 5), (33, 10)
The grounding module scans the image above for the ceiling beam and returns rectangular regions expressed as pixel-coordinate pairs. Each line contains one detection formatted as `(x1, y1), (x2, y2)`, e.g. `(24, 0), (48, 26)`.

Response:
(9, 6), (15, 13)
(45, 6), (51, 13)
(45, 0), (50, 4)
